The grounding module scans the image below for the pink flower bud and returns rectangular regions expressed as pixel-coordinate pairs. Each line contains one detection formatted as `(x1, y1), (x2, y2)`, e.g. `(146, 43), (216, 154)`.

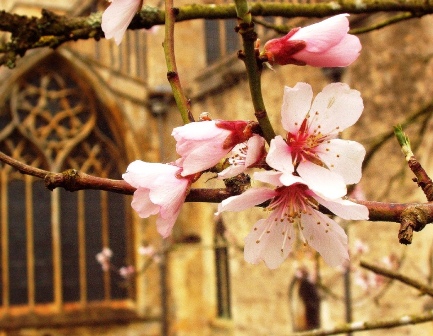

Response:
(262, 14), (361, 67)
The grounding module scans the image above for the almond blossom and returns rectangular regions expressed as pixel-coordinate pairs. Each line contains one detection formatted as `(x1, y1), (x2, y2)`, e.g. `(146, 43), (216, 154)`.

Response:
(217, 170), (369, 269)
(262, 14), (361, 67)
(172, 120), (255, 176)
(218, 134), (266, 179)
(101, 0), (143, 45)
(269, 82), (365, 198)
(122, 160), (193, 238)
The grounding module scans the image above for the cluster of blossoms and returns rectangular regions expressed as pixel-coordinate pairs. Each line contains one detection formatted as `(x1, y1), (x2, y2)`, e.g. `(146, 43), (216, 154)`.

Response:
(123, 81), (369, 269)
(102, 5), (368, 268)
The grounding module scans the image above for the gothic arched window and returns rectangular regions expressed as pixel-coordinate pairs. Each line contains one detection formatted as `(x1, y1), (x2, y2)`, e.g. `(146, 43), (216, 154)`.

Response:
(0, 54), (132, 314)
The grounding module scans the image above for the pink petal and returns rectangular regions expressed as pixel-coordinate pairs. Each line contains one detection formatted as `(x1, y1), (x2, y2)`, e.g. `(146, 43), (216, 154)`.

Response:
(311, 195), (369, 220)
(156, 209), (181, 238)
(130, 189), (160, 218)
(180, 143), (230, 176)
(316, 139), (366, 184)
(101, 0), (142, 45)
(297, 161), (347, 199)
(295, 34), (361, 67)
(266, 136), (295, 174)
(309, 83), (364, 135)
(291, 14), (350, 52)
(244, 218), (294, 269)
(216, 187), (277, 215)
(301, 210), (349, 267)
(281, 83), (313, 133)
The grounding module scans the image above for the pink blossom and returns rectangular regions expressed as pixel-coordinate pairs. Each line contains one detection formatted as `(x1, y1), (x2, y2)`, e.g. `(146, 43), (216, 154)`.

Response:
(267, 82), (365, 198)
(262, 14), (361, 67)
(122, 160), (192, 238)
(101, 0), (143, 45)
(119, 265), (135, 279)
(172, 120), (253, 176)
(218, 135), (266, 179)
(96, 247), (113, 271)
(217, 170), (368, 269)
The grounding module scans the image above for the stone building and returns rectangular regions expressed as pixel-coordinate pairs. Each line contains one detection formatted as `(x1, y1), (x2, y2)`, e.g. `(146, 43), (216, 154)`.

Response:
(1, 0), (433, 335)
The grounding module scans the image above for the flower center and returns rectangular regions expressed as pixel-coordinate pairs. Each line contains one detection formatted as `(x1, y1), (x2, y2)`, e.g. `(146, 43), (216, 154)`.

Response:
(287, 117), (328, 166)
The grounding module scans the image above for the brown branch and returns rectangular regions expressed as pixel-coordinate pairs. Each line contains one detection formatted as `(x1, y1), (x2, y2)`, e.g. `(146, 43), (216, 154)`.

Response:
(291, 309), (433, 336)
(3, 150), (433, 227)
(360, 260), (433, 297)
(3, 1), (433, 67)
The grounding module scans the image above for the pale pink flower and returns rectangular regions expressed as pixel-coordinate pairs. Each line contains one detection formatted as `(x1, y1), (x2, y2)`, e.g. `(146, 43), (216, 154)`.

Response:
(267, 82), (365, 198)
(138, 245), (156, 256)
(218, 135), (266, 179)
(172, 120), (254, 176)
(119, 265), (135, 279)
(262, 14), (361, 67)
(101, 0), (143, 45)
(217, 170), (368, 269)
(96, 247), (113, 271)
(122, 160), (192, 238)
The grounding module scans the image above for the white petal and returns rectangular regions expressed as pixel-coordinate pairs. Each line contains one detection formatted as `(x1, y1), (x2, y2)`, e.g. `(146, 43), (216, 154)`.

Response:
(312, 195), (369, 220)
(172, 120), (220, 140)
(309, 83), (364, 135)
(217, 165), (246, 179)
(101, 0), (142, 45)
(244, 218), (294, 269)
(281, 83), (313, 133)
(297, 161), (347, 199)
(216, 187), (277, 214)
(123, 161), (178, 188)
(244, 135), (266, 167)
(301, 210), (349, 267)
(254, 171), (285, 187)
(317, 139), (366, 184)
(266, 136), (294, 174)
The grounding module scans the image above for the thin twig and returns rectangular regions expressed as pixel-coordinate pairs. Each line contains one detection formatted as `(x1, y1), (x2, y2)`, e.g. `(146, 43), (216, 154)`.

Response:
(163, 0), (192, 123)
(291, 309), (433, 335)
(360, 260), (433, 296)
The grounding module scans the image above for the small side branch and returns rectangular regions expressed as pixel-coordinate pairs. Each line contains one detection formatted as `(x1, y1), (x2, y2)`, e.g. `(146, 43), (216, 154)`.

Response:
(360, 260), (433, 297)
(291, 310), (433, 336)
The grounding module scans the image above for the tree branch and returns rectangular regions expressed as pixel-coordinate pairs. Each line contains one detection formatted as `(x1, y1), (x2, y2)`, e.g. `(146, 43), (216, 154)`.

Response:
(2, 0), (433, 67)
(360, 260), (433, 297)
(291, 309), (433, 335)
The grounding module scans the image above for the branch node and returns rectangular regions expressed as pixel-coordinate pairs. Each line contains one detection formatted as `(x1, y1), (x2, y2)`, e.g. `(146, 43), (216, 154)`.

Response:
(399, 206), (429, 244)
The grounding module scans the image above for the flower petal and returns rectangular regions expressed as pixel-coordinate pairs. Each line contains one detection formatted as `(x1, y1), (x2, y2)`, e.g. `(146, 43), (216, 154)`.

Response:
(266, 135), (295, 174)
(308, 83), (364, 135)
(130, 189), (160, 218)
(311, 195), (369, 220)
(297, 161), (347, 199)
(281, 83), (313, 133)
(244, 135), (266, 167)
(317, 138), (366, 184)
(295, 34), (361, 67)
(216, 187), (277, 215)
(101, 0), (142, 45)
(244, 218), (294, 269)
(301, 210), (349, 267)
(291, 14), (350, 52)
